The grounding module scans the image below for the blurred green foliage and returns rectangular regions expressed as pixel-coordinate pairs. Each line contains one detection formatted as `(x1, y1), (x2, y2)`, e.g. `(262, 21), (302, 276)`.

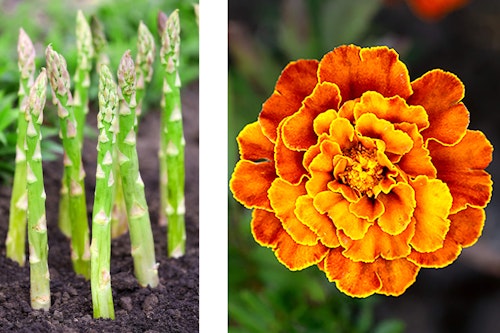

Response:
(0, 0), (198, 185)
(229, 0), (407, 331)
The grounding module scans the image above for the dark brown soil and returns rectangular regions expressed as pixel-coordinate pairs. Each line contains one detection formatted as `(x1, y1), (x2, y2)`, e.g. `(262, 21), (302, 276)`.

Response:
(0, 83), (199, 332)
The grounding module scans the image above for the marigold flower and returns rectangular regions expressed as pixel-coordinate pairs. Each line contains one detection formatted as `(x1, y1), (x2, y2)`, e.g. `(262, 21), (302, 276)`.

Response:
(230, 45), (493, 298)
(406, 0), (469, 20)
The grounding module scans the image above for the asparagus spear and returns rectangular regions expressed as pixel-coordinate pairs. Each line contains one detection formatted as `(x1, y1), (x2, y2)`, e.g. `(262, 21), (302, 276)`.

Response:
(90, 64), (118, 319)
(46, 45), (90, 279)
(159, 10), (186, 258)
(58, 10), (95, 237)
(135, 21), (156, 121)
(117, 50), (159, 287)
(6, 28), (35, 266)
(90, 14), (110, 74)
(25, 68), (51, 311)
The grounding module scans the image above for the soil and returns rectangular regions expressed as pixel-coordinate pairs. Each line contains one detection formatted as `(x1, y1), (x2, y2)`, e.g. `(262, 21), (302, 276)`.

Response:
(0, 82), (199, 332)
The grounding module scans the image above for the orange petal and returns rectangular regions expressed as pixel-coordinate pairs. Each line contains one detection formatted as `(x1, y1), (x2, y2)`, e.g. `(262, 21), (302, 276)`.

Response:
(329, 117), (356, 150)
(374, 258), (420, 296)
(308, 139), (341, 172)
(338, 99), (357, 123)
(295, 195), (340, 248)
(408, 69), (469, 145)
(395, 123), (437, 178)
(314, 191), (371, 240)
(259, 60), (319, 142)
(268, 178), (318, 246)
(354, 91), (429, 130)
(251, 209), (328, 270)
(318, 45), (412, 103)
(349, 195), (385, 222)
(355, 113), (413, 155)
(324, 248), (382, 297)
(313, 109), (338, 137)
(377, 182), (416, 235)
(410, 176), (452, 252)
(407, 206), (484, 268)
(428, 130), (493, 213)
(282, 82), (342, 150)
(407, 0), (468, 20)
(230, 160), (275, 211)
(339, 219), (414, 262)
(237, 121), (275, 162)
(306, 170), (332, 196)
(275, 123), (306, 185)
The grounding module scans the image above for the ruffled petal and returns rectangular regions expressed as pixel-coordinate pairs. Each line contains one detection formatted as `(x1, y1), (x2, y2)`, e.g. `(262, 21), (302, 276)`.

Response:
(314, 191), (371, 240)
(282, 82), (342, 150)
(237, 121), (275, 162)
(408, 69), (469, 145)
(377, 182), (416, 235)
(268, 178), (319, 245)
(353, 91), (429, 130)
(259, 60), (319, 142)
(396, 123), (437, 178)
(338, 99), (357, 123)
(318, 45), (412, 103)
(407, 0), (468, 20)
(375, 258), (420, 296)
(251, 209), (328, 270)
(308, 139), (341, 172)
(313, 110), (338, 137)
(306, 170), (331, 196)
(275, 123), (307, 185)
(339, 219), (414, 262)
(428, 130), (493, 213)
(329, 117), (356, 150)
(295, 195), (340, 248)
(349, 195), (384, 222)
(230, 160), (275, 211)
(355, 113), (413, 155)
(324, 248), (382, 297)
(410, 176), (452, 252)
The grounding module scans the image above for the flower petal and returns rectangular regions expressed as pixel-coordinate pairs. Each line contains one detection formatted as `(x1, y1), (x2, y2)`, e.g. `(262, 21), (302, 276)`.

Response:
(354, 91), (429, 130)
(349, 195), (385, 222)
(314, 191), (371, 240)
(377, 182), (416, 235)
(275, 123), (307, 184)
(407, 0), (468, 20)
(395, 123), (437, 178)
(408, 69), (469, 145)
(230, 160), (275, 211)
(282, 82), (342, 150)
(410, 176), (452, 252)
(251, 209), (328, 270)
(324, 248), (382, 297)
(313, 109), (338, 137)
(374, 258), (419, 296)
(295, 195), (340, 248)
(355, 113), (413, 155)
(259, 60), (319, 142)
(237, 121), (275, 162)
(339, 218), (415, 262)
(268, 178), (319, 245)
(428, 130), (493, 213)
(318, 45), (412, 103)
(329, 117), (356, 150)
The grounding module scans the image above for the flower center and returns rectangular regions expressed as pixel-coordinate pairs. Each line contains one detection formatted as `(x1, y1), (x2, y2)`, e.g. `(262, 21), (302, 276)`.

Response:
(339, 145), (383, 197)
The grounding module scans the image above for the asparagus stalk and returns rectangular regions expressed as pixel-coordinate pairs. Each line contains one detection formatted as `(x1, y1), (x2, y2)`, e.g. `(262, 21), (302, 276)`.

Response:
(58, 10), (95, 237)
(135, 21), (156, 121)
(117, 50), (159, 287)
(159, 10), (186, 258)
(6, 28), (35, 266)
(46, 45), (90, 279)
(25, 68), (51, 311)
(90, 64), (118, 319)
(90, 15), (110, 74)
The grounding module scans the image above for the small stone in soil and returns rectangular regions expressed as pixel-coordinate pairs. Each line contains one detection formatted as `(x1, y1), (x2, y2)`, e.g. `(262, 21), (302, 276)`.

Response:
(119, 296), (133, 311)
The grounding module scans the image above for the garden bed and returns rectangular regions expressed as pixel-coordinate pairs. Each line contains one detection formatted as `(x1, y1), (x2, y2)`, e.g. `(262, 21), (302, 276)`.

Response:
(0, 82), (199, 332)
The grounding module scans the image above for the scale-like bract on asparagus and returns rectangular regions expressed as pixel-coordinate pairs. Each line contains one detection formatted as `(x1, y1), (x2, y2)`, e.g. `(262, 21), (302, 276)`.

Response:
(117, 50), (159, 288)
(90, 64), (118, 319)
(25, 69), (51, 311)
(135, 21), (155, 120)
(6, 28), (36, 266)
(159, 10), (186, 258)
(46, 45), (91, 279)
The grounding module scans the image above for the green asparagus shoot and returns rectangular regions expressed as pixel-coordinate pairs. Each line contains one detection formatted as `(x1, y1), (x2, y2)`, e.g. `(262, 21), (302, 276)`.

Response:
(6, 28), (36, 266)
(90, 15), (110, 74)
(46, 45), (91, 279)
(90, 64), (118, 319)
(25, 68), (51, 311)
(135, 21), (155, 120)
(159, 10), (186, 258)
(117, 50), (159, 287)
